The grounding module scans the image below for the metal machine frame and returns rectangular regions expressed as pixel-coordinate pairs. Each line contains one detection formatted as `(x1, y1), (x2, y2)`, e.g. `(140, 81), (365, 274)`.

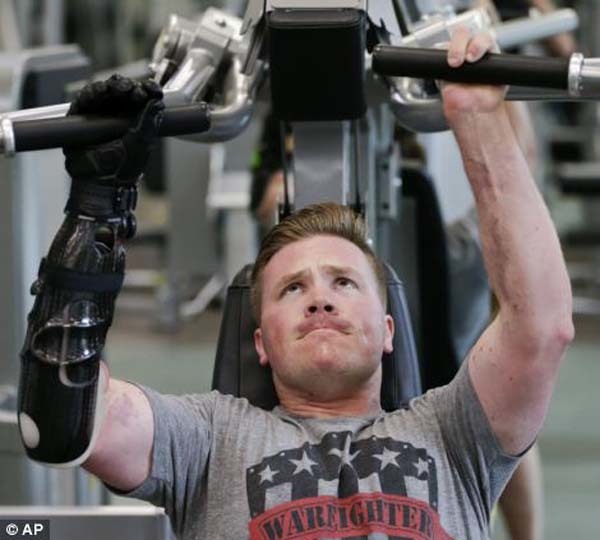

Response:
(0, 1), (590, 235)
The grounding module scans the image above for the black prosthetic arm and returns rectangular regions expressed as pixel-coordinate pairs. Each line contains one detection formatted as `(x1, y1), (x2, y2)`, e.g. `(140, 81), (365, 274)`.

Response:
(18, 75), (164, 466)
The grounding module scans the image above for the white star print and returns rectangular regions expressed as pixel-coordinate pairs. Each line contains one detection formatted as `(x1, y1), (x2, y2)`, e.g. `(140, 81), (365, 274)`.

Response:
(415, 458), (429, 477)
(290, 451), (318, 476)
(328, 434), (360, 465)
(258, 465), (277, 484)
(373, 447), (401, 471)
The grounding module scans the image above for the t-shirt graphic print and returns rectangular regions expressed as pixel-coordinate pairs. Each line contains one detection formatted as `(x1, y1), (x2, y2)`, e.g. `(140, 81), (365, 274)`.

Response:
(247, 431), (453, 540)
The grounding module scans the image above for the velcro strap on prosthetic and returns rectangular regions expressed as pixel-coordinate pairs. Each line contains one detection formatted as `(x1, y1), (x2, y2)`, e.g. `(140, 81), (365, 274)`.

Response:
(38, 258), (124, 294)
(65, 181), (138, 221)
(27, 259), (123, 367)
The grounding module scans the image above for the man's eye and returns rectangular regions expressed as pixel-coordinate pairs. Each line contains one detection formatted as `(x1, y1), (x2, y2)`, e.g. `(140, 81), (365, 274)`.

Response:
(336, 277), (356, 288)
(283, 282), (302, 295)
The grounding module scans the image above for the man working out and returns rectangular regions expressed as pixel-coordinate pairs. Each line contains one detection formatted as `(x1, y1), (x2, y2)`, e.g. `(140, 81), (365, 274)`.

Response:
(18, 28), (573, 540)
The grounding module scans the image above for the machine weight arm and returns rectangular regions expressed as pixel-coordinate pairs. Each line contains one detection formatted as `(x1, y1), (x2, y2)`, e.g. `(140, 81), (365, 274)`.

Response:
(2, 49), (600, 157)
(373, 47), (600, 98)
(0, 103), (211, 156)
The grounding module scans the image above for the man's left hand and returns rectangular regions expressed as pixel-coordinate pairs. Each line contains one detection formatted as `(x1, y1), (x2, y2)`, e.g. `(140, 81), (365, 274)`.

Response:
(440, 26), (506, 121)
(64, 74), (164, 187)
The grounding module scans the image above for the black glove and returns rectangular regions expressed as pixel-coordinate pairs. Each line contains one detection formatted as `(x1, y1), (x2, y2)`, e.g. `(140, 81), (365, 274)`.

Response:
(63, 74), (164, 237)
(18, 75), (163, 465)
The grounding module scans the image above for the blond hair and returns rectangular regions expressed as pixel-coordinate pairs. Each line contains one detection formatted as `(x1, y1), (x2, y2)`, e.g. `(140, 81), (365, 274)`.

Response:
(250, 203), (387, 321)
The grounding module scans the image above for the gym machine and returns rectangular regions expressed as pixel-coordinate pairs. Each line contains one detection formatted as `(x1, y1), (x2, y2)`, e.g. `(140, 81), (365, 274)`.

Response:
(0, 3), (594, 211)
(0, 1), (597, 537)
(0, 2), (591, 319)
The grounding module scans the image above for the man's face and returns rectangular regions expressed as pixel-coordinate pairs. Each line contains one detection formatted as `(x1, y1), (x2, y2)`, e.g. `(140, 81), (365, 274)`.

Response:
(254, 235), (394, 399)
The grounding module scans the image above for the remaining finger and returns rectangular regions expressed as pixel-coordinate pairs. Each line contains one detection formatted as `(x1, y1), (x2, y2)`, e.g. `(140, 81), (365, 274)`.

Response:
(447, 25), (472, 67)
(68, 75), (163, 118)
(130, 80), (163, 110)
(130, 83), (150, 108)
(73, 81), (108, 114)
(466, 31), (495, 63)
(106, 75), (142, 113)
(141, 79), (163, 101)
(107, 74), (134, 99)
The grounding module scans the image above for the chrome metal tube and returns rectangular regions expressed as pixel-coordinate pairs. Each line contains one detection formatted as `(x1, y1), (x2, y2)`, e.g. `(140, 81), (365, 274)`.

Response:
(178, 58), (263, 143)
(388, 78), (447, 133)
(2, 103), (70, 122)
(0, 117), (16, 156)
(578, 57), (600, 98)
(568, 53), (585, 96)
(493, 9), (579, 50)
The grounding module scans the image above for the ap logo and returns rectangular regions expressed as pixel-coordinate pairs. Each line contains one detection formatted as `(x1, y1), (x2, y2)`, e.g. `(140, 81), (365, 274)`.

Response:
(1, 522), (47, 539)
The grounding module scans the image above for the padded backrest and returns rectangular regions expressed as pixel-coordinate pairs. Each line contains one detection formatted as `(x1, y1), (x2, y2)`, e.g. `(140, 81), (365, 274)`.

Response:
(211, 262), (422, 411)
(401, 166), (490, 391)
(401, 167), (459, 390)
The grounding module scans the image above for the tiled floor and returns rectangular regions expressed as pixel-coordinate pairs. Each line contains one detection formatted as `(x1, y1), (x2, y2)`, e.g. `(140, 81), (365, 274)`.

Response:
(107, 302), (600, 539)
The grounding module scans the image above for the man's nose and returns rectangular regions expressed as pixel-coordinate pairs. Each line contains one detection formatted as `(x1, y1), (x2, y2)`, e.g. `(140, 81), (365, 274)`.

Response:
(305, 298), (336, 316)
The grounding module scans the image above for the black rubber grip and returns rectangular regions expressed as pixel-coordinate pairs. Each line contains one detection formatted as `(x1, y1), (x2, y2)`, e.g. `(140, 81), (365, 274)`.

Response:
(13, 103), (211, 152)
(372, 46), (570, 90)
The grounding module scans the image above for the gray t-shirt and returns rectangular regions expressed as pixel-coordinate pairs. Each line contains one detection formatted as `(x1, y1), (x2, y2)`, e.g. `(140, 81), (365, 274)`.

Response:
(117, 361), (520, 540)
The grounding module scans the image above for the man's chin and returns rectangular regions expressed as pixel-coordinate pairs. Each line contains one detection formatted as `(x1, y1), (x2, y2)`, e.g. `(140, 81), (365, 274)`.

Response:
(302, 352), (372, 382)
(284, 341), (381, 384)
(297, 342), (348, 370)
(310, 357), (347, 375)
(294, 364), (378, 400)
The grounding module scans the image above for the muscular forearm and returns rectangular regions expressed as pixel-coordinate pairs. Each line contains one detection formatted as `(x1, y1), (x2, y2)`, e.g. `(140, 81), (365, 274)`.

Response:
(449, 106), (572, 343)
(505, 102), (538, 172)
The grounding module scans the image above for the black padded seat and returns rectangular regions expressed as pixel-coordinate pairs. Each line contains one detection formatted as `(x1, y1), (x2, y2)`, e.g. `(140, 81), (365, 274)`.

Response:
(401, 167), (459, 390)
(212, 263), (422, 411)
(401, 166), (490, 390)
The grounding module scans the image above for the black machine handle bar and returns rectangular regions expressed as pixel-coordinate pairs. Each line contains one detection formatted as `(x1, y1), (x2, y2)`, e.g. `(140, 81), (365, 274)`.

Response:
(10, 103), (211, 153)
(372, 46), (570, 90)
(5, 49), (577, 155)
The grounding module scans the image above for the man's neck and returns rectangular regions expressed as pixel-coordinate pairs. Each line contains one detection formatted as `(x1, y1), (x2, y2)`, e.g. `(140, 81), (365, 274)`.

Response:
(274, 373), (383, 419)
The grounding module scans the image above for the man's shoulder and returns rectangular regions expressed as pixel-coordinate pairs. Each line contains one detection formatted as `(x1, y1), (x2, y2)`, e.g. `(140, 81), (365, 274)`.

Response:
(138, 385), (275, 423)
(382, 369), (470, 424)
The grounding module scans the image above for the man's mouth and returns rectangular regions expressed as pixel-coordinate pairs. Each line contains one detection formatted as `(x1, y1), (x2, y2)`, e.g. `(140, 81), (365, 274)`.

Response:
(306, 328), (339, 336)
(297, 319), (352, 339)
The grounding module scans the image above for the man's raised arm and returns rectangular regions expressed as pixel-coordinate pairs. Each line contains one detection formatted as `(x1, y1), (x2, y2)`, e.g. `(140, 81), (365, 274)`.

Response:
(441, 28), (574, 455)
(18, 76), (161, 490)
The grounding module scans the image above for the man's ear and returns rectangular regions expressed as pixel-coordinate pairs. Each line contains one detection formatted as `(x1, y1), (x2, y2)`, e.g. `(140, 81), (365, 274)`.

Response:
(383, 314), (394, 354)
(254, 328), (269, 366)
